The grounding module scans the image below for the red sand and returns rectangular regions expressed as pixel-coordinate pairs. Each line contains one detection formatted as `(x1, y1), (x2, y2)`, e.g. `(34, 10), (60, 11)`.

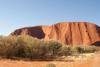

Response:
(0, 53), (99, 67)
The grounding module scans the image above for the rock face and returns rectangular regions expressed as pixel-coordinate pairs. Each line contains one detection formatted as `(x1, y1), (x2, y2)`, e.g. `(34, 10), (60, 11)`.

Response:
(11, 22), (100, 45)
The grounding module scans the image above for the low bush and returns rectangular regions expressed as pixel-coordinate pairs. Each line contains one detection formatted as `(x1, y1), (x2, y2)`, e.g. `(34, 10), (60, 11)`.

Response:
(0, 35), (99, 60)
(75, 45), (99, 53)
(58, 45), (72, 56)
(45, 40), (62, 57)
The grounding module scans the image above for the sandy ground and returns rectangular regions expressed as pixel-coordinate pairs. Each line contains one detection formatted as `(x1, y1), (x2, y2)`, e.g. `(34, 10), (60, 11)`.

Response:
(0, 53), (99, 67)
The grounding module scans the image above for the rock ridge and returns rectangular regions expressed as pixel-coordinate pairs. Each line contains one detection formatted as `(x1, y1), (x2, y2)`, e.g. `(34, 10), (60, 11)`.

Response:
(11, 22), (100, 45)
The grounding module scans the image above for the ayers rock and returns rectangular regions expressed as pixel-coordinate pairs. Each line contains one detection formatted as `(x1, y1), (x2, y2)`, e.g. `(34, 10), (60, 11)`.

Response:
(11, 22), (100, 45)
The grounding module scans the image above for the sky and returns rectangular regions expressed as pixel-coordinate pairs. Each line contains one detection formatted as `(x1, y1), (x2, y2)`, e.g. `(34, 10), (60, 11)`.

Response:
(0, 0), (100, 35)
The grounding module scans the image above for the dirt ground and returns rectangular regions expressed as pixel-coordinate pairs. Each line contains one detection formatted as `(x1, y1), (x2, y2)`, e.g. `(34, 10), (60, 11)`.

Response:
(0, 53), (99, 67)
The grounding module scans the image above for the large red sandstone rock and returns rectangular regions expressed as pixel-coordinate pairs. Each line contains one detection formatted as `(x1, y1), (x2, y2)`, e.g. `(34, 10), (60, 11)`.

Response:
(10, 22), (100, 45)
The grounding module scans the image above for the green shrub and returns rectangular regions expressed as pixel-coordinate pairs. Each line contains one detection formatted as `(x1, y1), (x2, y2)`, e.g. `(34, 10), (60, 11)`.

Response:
(68, 45), (99, 55)
(76, 45), (99, 53)
(15, 35), (47, 58)
(58, 45), (71, 56)
(45, 40), (62, 57)
(0, 36), (17, 57)
(0, 35), (99, 60)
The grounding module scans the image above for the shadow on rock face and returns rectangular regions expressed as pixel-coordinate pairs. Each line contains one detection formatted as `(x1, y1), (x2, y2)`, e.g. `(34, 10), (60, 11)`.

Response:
(91, 41), (100, 46)
(28, 26), (45, 39)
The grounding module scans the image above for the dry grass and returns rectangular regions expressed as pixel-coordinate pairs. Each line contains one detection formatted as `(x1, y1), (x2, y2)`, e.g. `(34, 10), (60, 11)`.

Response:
(0, 53), (99, 67)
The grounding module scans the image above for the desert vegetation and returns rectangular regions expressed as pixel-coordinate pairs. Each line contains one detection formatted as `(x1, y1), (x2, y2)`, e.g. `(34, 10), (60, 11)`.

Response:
(0, 35), (99, 60)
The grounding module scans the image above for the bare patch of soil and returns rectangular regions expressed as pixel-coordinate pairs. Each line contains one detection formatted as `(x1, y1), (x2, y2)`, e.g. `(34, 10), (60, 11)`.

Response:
(0, 53), (99, 67)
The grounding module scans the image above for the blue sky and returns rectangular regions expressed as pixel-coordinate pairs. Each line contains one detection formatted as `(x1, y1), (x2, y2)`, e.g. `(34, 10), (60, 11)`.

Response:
(0, 0), (100, 35)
